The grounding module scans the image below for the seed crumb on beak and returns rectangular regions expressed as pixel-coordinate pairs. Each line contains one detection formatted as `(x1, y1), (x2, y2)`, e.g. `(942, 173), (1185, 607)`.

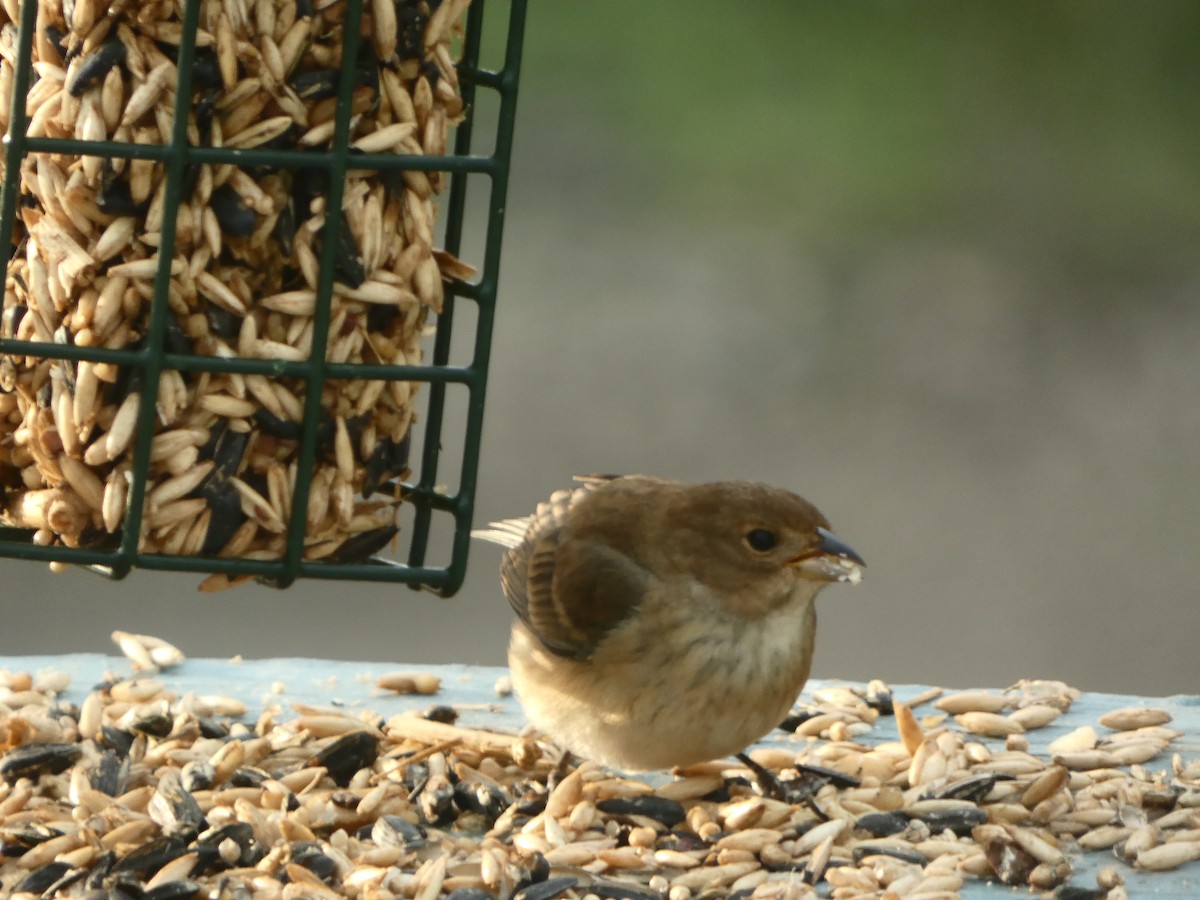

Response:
(794, 552), (865, 584)
(790, 526), (865, 583)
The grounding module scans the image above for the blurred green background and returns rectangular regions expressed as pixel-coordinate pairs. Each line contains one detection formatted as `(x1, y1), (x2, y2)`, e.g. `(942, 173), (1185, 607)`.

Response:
(4, 2), (1198, 695)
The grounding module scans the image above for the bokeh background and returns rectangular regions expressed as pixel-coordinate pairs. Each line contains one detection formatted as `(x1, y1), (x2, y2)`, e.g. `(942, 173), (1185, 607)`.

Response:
(3, 2), (1198, 695)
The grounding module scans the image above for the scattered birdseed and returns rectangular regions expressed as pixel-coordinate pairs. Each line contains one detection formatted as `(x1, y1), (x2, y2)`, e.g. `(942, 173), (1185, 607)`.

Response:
(376, 671), (442, 696)
(111, 629), (185, 671)
(0, 664), (1196, 899)
(0, 0), (479, 578)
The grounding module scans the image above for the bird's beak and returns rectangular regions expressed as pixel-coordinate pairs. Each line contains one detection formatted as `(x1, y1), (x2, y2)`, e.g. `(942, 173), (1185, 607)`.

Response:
(789, 527), (866, 584)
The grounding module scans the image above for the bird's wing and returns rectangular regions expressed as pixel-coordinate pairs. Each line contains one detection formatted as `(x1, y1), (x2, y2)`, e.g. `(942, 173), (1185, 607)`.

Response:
(477, 482), (649, 660)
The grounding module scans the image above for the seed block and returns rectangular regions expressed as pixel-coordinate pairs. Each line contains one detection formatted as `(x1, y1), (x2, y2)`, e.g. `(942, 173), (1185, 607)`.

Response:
(0, 0), (476, 575)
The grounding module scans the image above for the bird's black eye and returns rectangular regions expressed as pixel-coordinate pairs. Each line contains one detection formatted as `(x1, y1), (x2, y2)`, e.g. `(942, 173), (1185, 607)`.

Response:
(745, 528), (778, 552)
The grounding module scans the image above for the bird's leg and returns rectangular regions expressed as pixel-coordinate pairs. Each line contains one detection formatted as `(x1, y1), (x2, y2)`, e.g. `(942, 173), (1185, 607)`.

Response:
(546, 746), (577, 792)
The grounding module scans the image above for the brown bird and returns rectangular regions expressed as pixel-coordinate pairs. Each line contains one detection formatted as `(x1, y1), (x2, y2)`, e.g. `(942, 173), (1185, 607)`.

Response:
(474, 475), (865, 773)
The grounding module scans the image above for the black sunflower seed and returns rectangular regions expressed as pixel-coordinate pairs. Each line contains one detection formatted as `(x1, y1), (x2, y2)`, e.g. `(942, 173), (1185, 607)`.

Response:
(513, 875), (577, 900)
(308, 731), (378, 787)
(327, 524), (398, 564)
(144, 880), (205, 900)
(210, 184), (257, 237)
(589, 882), (661, 900)
(291, 69), (340, 102)
(909, 805), (987, 837)
(91, 750), (129, 796)
(370, 814), (428, 850)
(289, 841), (337, 883)
(14, 861), (75, 894)
(113, 834), (188, 876)
(854, 811), (908, 837)
(67, 39), (125, 96)
(852, 843), (927, 865)
(0, 742), (81, 782)
(97, 173), (146, 217)
(595, 796), (685, 828)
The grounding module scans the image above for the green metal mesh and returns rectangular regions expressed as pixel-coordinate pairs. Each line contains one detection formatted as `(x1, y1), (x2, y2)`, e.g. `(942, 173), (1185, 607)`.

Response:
(0, 0), (526, 594)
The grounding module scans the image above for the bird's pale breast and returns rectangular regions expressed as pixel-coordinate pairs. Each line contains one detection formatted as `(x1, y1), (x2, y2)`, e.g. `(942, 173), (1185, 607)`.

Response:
(509, 581), (819, 771)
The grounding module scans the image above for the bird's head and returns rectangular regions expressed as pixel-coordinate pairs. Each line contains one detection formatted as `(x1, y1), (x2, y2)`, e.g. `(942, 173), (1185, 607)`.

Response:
(663, 481), (865, 616)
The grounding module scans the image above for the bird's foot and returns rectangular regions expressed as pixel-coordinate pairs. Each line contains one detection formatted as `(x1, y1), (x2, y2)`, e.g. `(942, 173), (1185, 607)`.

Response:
(736, 752), (822, 805)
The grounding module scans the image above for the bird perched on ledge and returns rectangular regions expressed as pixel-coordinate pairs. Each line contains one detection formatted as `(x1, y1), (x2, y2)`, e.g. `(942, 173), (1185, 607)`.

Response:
(474, 475), (865, 773)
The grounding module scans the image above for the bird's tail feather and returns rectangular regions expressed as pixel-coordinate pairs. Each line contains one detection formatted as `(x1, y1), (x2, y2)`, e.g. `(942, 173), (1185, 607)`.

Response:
(470, 517), (530, 549)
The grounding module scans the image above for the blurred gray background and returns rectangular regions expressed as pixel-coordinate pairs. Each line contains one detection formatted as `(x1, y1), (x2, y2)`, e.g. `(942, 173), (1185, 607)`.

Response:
(3, 2), (1198, 695)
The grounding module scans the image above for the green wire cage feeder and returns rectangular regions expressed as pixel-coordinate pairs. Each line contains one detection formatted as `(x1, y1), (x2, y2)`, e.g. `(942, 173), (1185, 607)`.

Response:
(0, 0), (526, 594)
